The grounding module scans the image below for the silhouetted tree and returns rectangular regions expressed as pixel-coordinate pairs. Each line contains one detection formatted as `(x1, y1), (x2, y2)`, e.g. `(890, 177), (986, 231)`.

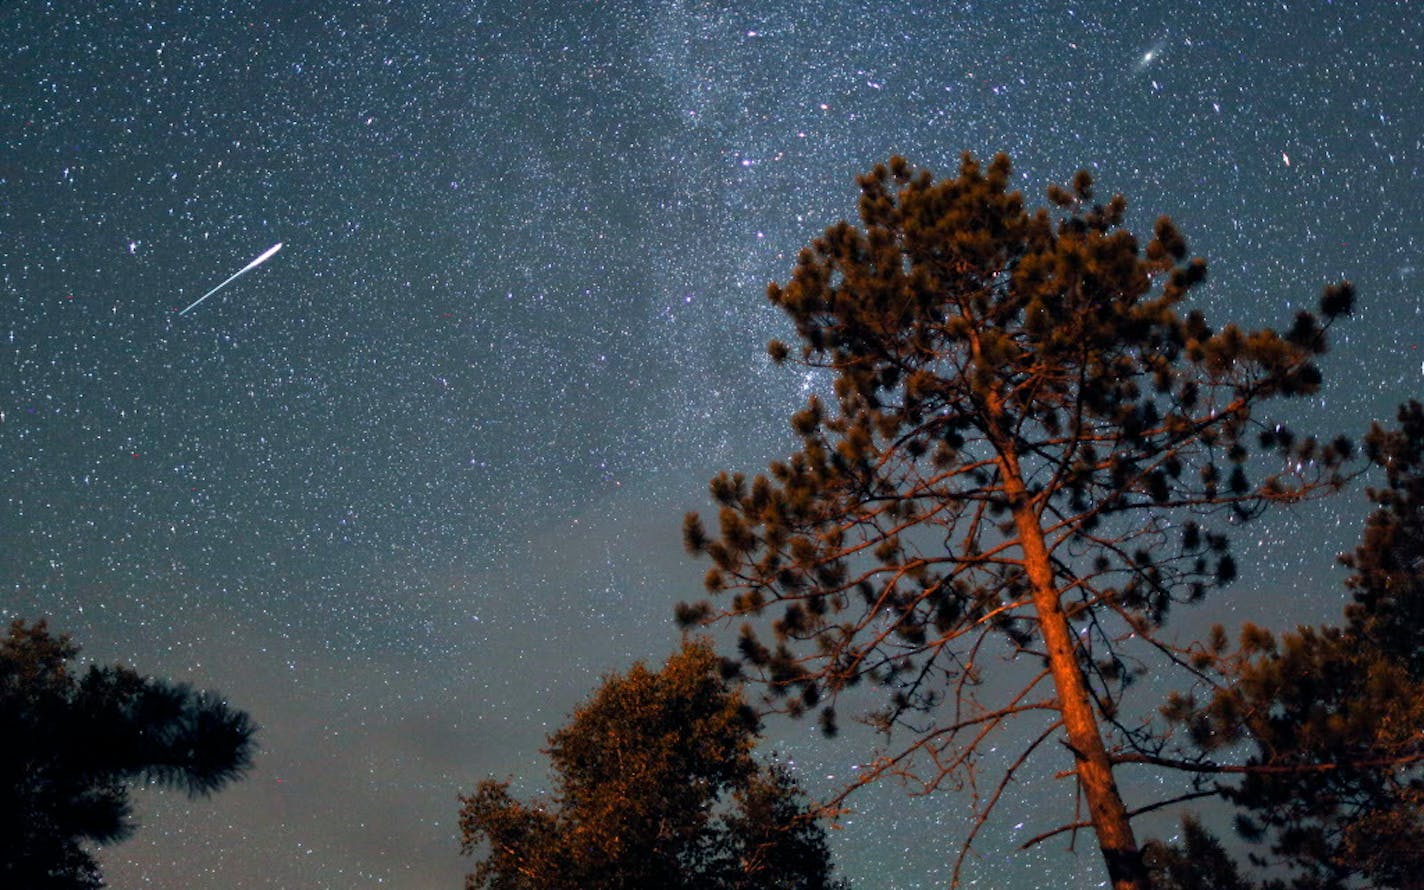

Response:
(1143, 816), (1257, 890)
(0, 620), (256, 889)
(458, 640), (847, 890)
(678, 153), (1360, 890)
(1151, 401), (1424, 889)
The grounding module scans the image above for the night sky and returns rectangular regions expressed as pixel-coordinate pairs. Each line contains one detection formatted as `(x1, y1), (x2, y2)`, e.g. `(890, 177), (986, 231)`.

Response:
(3, 2), (1420, 887)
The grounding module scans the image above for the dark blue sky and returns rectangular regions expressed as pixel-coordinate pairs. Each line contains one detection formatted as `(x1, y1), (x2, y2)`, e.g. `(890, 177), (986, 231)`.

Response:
(3, 2), (1419, 887)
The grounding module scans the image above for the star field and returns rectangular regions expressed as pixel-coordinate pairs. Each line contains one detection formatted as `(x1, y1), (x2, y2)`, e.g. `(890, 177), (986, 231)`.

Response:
(2, 2), (1420, 887)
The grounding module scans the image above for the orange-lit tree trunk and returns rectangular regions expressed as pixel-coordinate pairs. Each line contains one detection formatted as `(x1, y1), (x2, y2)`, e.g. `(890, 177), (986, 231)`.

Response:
(1001, 451), (1147, 890)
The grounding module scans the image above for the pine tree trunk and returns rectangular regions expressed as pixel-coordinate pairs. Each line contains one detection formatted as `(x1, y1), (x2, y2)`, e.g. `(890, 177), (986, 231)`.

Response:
(1004, 466), (1148, 890)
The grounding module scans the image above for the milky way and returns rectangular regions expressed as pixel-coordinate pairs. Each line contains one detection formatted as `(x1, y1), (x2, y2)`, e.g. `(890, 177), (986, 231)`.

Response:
(2, 2), (1419, 887)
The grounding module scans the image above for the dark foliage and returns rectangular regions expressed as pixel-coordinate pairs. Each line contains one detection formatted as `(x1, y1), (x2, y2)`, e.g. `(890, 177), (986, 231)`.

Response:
(458, 640), (847, 890)
(0, 620), (256, 890)
(1158, 401), (1424, 889)
(1143, 816), (1257, 890)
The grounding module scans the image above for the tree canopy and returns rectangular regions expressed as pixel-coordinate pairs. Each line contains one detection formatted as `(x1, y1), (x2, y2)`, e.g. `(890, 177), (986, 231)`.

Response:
(458, 640), (847, 890)
(1148, 400), (1424, 889)
(0, 619), (256, 890)
(678, 153), (1364, 890)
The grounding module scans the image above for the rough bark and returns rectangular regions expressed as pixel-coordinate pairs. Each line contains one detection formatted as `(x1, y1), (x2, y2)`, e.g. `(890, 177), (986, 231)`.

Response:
(1003, 454), (1147, 890)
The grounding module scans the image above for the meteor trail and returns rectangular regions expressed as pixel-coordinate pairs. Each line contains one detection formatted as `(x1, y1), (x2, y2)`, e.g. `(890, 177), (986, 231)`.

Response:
(179, 242), (283, 316)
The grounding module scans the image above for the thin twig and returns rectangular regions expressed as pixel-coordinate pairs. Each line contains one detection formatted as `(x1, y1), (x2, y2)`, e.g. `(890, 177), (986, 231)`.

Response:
(1018, 788), (1221, 850)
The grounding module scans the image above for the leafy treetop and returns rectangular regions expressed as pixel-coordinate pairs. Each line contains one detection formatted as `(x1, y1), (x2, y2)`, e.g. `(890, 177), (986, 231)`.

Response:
(459, 640), (847, 890)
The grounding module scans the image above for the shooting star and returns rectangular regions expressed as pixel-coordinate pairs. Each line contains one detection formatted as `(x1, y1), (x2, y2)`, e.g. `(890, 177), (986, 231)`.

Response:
(179, 242), (283, 316)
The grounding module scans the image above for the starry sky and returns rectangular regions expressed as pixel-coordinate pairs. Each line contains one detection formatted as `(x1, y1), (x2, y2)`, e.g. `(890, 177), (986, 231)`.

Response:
(2, 2), (1420, 887)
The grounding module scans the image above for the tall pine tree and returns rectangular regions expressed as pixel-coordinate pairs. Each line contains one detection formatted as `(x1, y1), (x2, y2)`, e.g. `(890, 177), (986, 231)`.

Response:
(679, 153), (1357, 890)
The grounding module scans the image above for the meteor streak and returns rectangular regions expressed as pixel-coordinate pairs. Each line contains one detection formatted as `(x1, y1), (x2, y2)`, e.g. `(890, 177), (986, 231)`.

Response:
(179, 242), (283, 316)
